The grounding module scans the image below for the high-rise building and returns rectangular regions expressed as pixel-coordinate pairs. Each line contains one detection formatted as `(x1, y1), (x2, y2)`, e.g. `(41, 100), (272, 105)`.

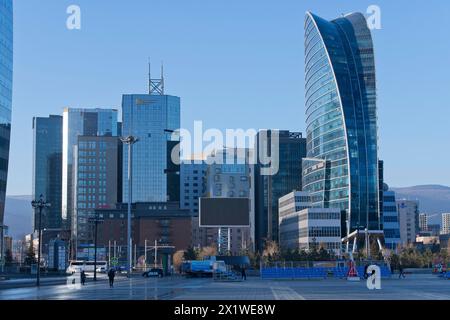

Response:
(62, 108), (118, 228)
(254, 130), (306, 251)
(442, 213), (450, 235)
(302, 12), (380, 236)
(32, 115), (63, 231)
(397, 200), (420, 245)
(382, 187), (401, 250)
(121, 73), (180, 203)
(72, 135), (121, 255)
(205, 148), (255, 254)
(0, 0), (13, 263)
(180, 161), (208, 248)
(419, 213), (429, 232)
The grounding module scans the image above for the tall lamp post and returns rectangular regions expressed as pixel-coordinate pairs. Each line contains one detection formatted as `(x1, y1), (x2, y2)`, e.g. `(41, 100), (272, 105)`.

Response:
(31, 194), (51, 287)
(120, 135), (139, 277)
(88, 212), (103, 281)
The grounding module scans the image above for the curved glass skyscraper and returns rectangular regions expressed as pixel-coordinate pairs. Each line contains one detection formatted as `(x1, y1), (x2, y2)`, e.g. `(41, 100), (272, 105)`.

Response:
(0, 0), (13, 235)
(302, 12), (380, 233)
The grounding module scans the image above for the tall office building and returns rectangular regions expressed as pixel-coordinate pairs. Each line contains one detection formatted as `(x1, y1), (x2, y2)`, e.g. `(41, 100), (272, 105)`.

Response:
(32, 115), (63, 230)
(62, 108), (118, 229)
(180, 161), (208, 248)
(0, 0), (13, 262)
(302, 12), (380, 236)
(72, 136), (121, 256)
(122, 70), (180, 203)
(254, 130), (306, 251)
(419, 213), (429, 232)
(442, 213), (450, 235)
(205, 148), (255, 254)
(397, 200), (419, 245)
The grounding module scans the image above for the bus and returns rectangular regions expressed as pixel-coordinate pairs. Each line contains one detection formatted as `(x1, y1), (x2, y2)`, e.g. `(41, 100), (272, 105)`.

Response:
(66, 261), (108, 274)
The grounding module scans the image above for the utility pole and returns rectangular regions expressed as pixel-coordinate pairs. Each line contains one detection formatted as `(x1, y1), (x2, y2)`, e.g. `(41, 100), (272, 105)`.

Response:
(120, 136), (139, 277)
(31, 195), (51, 287)
(154, 239), (157, 268)
(88, 212), (103, 281)
(144, 239), (147, 270)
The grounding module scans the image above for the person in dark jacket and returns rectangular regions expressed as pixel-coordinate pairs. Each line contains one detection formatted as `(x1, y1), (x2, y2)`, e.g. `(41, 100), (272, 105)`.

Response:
(108, 268), (116, 288)
(241, 266), (247, 281)
(80, 270), (87, 285)
(364, 264), (369, 279)
(398, 264), (406, 279)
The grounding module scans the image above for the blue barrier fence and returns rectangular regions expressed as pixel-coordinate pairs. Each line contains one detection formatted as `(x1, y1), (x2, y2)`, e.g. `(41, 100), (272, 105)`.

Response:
(261, 266), (392, 280)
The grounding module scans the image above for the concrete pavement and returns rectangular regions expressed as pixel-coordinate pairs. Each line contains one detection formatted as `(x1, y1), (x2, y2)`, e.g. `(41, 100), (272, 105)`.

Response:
(0, 274), (449, 300)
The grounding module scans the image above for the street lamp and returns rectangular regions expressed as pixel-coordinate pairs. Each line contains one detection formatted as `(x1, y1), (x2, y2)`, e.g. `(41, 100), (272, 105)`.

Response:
(31, 194), (51, 287)
(88, 212), (103, 281)
(120, 135), (139, 277)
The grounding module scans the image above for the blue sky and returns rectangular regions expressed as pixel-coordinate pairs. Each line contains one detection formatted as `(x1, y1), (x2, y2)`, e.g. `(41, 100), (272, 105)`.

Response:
(8, 0), (450, 195)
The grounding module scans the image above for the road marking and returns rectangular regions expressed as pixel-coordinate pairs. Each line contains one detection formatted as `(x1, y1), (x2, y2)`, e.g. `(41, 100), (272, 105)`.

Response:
(271, 287), (305, 300)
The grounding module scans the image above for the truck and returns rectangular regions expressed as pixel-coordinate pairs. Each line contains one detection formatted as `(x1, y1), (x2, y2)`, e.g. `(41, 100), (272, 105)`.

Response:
(181, 256), (226, 277)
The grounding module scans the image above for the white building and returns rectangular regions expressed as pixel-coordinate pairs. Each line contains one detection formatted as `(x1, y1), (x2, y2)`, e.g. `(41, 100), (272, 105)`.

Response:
(419, 213), (428, 232)
(397, 200), (420, 245)
(278, 191), (341, 254)
(442, 213), (450, 235)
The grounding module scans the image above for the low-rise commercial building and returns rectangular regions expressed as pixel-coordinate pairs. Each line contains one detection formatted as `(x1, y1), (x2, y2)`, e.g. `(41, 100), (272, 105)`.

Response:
(279, 191), (341, 254)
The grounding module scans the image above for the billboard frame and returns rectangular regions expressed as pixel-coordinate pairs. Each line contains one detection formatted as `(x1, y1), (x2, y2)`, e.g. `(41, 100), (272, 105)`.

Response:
(199, 197), (250, 228)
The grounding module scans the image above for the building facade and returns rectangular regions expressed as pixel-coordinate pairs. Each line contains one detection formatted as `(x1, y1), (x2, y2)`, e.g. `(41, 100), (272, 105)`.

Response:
(382, 189), (401, 250)
(442, 213), (450, 235)
(0, 0), (13, 263)
(180, 161), (208, 248)
(121, 94), (180, 203)
(96, 202), (193, 261)
(72, 135), (121, 255)
(254, 130), (306, 251)
(397, 200), (420, 245)
(278, 191), (341, 254)
(32, 115), (63, 231)
(302, 12), (380, 236)
(205, 148), (254, 254)
(62, 108), (118, 229)
(419, 213), (429, 232)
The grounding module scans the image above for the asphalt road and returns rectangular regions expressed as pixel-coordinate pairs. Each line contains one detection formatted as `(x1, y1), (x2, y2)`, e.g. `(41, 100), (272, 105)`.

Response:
(0, 274), (449, 300)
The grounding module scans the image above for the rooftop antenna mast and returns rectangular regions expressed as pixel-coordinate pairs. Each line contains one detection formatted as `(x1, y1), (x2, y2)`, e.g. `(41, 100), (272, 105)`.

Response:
(148, 59), (165, 95)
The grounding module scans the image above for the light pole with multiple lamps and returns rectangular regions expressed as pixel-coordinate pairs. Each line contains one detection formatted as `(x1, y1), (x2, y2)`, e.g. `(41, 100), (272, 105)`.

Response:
(120, 135), (139, 277)
(31, 194), (51, 287)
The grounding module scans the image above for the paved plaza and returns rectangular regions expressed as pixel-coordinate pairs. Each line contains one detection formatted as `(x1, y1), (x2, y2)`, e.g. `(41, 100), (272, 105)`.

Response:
(0, 274), (449, 300)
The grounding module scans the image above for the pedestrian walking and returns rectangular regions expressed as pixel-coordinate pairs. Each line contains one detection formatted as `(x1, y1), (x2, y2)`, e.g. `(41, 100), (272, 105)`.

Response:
(241, 266), (247, 281)
(398, 264), (406, 279)
(108, 268), (116, 288)
(364, 264), (369, 279)
(80, 270), (87, 286)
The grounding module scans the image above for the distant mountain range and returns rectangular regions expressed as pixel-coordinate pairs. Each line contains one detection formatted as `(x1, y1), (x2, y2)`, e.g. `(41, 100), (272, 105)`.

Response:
(391, 185), (450, 225)
(2, 185), (450, 239)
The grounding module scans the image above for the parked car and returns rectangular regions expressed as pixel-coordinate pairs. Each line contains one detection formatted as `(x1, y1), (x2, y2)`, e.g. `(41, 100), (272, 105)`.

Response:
(143, 268), (164, 278)
(96, 265), (107, 273)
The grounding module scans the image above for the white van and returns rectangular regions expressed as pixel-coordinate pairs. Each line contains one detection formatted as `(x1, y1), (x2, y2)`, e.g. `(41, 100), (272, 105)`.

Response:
(66, 261), (108, 274)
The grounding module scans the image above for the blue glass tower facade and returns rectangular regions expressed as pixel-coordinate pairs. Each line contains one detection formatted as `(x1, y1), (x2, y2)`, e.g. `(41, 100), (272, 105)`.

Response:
(382, 189), (401, 250)
(302, 12), (380, 234)
(0, 0), (13, 233)
(32, 116), (63, 231)
(122, 94), (180, 203)
(254, 130), (307, 251)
